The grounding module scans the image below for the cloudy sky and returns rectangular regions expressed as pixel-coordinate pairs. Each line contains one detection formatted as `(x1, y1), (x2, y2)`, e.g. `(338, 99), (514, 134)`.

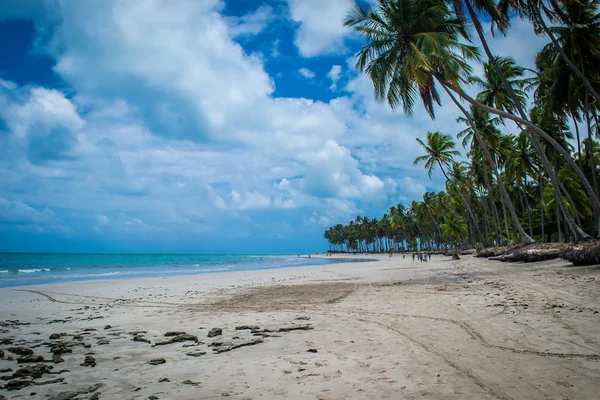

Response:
(0, 0), (546, 253)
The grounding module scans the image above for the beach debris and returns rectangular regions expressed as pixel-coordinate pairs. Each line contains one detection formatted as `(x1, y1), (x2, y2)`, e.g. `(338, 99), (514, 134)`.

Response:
(12, 364), (53, 379)
(0, 350), (3, 358)
(48, 319), (67, 324)
(149, 396), (159, 400)
(5, 379), (31, 391)
(212, 338), (263, 354)
(186, 351), (207, 357)
(153, 334), (198, 346)
(52, 354), (64, 364)
(307, 349), (318, 353)
(80, 355), (96, 367)
(83, 328), (97, 332)
(182, 379), (201, 386)
(17, 355), (45, 364)
(207, 328), (222, 338)
(235, 325), (260, 331)
(147, 358), (166, 365)
(0, 338), (13, 345)
(7, 347), (33, 357)
(49, 341), (77, 355)
(97, 340), (110, 345)
(32, 377), (65, 386)
(104, 325), (112, 329)
(158, 378), (170, 382)
(295, 316), (310, 321)
(164, 331), (187, 337)
(0, 368), (12, 373)
(128, 330), (148, 335)
(132, 335), (152, 344)
(49, 333), (66, 340)
(47, 383), (102, 400)
(277, 325), (313, 332)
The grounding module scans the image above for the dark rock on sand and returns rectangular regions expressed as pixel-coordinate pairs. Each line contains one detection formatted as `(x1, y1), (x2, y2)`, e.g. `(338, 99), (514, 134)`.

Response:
(52, 354), (64, 364)
(49, 333), (66, 340)
(235, 325), (260, 331)
(13, 364), (53, 379)
(207, 328), (222, 338)
(149, 396), (159, 400)
(164, 331), (187, 337)
(153, 334), (198, 346)
(452, 254), (460, 260)
(8, 347), (33, 357)
(277, 325), (313, 332)
(47, 383), (102, 400)
(295, 317), (310, 321)
(147, 358), (166, 365)
(0, 350), (3, 358)
(17, 355), (45, 364)
(97, 340), (110, 345)
(307, 349), (318, 353)
(80, 355), (96, 367)
(104, 325), (112, 329)
(186, 351), (207, 357)
(132, 335), (152, 344)
(0, 368), (12, 373)
(212, 338), (263, 354)
(5, 379), (31, 391)
(182, 380), (201, 386)
(158, 378), (170, 382)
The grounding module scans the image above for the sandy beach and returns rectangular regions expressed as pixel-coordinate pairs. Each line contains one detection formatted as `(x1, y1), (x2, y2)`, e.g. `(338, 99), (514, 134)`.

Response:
(1, 254), (599, 399)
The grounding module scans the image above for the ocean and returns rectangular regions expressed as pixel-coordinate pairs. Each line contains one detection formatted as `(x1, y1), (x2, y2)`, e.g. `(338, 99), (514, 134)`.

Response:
(0, 253), (375, 288)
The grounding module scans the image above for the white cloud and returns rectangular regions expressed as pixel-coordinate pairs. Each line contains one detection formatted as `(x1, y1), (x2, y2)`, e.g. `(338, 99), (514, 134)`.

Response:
(298, 67), (316, 79)
(286, 0), (354, 57)
(328, 64), (342, 90)
(226, 5), (273, 37)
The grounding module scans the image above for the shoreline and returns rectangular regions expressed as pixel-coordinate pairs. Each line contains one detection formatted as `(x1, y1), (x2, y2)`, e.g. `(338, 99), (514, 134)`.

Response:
(1, 254), (599, 399)
(0, 253), (378, 290)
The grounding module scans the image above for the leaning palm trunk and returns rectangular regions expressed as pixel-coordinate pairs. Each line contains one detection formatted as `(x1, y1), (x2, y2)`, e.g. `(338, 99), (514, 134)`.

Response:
(442, 80), (593, 242)
(445, 87), (535, 243)
(437, 161), (485, 245)
(461, 1), (599, 234)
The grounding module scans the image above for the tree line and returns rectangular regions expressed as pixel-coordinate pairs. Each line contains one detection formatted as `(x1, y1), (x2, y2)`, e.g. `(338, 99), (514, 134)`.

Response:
(324, 0), (600, 251)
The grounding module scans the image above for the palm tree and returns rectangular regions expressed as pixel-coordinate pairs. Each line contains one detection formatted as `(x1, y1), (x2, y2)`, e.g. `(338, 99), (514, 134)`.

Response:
(414, 131), (484, 244)
(441, 211), (469, 246)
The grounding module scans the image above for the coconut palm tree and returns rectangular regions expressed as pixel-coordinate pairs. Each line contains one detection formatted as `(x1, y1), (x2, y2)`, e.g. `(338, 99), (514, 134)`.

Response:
(441, 211), (469, 246)
(414, 131), (484, 244)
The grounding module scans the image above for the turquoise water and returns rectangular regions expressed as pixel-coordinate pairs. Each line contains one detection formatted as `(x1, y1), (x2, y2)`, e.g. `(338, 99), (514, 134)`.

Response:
(0, 253), (376, 288)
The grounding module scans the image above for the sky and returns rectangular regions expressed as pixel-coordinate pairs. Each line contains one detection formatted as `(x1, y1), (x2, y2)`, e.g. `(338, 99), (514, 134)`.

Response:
(0, 0), (547, 254)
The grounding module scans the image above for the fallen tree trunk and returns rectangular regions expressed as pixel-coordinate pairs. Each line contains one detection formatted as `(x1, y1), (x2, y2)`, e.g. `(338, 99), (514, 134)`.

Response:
(560, 241), (600, 266)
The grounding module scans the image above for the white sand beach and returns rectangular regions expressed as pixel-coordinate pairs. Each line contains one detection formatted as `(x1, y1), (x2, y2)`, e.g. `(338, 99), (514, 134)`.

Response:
(1, 254), (599, 399)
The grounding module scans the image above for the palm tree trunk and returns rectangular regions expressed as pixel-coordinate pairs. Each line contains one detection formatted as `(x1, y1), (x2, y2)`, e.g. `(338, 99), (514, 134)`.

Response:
(571, 111), (583, 171)
(442, 83), (594, 242)
(458, 1), (600, 219)
(586, 100), (599, 199)
(442, 81), (600, 223)
(437, 160), (485, 245)
(523, 176), (534, 238)
(445, 87), (535, 243)
(540, 174), (545, 242)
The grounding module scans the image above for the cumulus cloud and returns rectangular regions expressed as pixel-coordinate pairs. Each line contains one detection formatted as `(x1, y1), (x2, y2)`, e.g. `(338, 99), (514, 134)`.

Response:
(298, 67), (316, 79)
(0, 0), (545, 251)
(328, 65), (342, 90)
(226, 5), (273, 37)
(286, 0), (354, 57)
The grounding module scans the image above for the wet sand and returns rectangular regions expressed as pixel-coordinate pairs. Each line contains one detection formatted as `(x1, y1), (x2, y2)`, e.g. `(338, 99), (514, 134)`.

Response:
(1, 254), (599, 399)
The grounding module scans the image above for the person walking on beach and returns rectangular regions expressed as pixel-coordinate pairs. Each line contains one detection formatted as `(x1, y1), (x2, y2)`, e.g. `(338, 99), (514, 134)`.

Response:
(412, 253), (415, 261)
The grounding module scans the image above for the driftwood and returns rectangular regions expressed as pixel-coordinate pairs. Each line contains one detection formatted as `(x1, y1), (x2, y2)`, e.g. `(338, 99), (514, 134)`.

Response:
(459, 249), (476, 255)
(212, 338), (263, 354)
(560, 241), (600, 266)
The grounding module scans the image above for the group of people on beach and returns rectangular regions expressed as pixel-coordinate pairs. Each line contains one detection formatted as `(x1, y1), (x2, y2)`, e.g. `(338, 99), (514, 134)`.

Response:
(412, 252), (431, 262)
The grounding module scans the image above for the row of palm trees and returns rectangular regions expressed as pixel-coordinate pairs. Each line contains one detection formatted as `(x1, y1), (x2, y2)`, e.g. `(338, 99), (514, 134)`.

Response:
(323, 0), (599, 251)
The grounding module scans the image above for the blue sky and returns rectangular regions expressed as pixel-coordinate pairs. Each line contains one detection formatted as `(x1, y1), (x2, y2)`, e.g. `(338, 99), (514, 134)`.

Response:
(0, 0), (546, 253)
